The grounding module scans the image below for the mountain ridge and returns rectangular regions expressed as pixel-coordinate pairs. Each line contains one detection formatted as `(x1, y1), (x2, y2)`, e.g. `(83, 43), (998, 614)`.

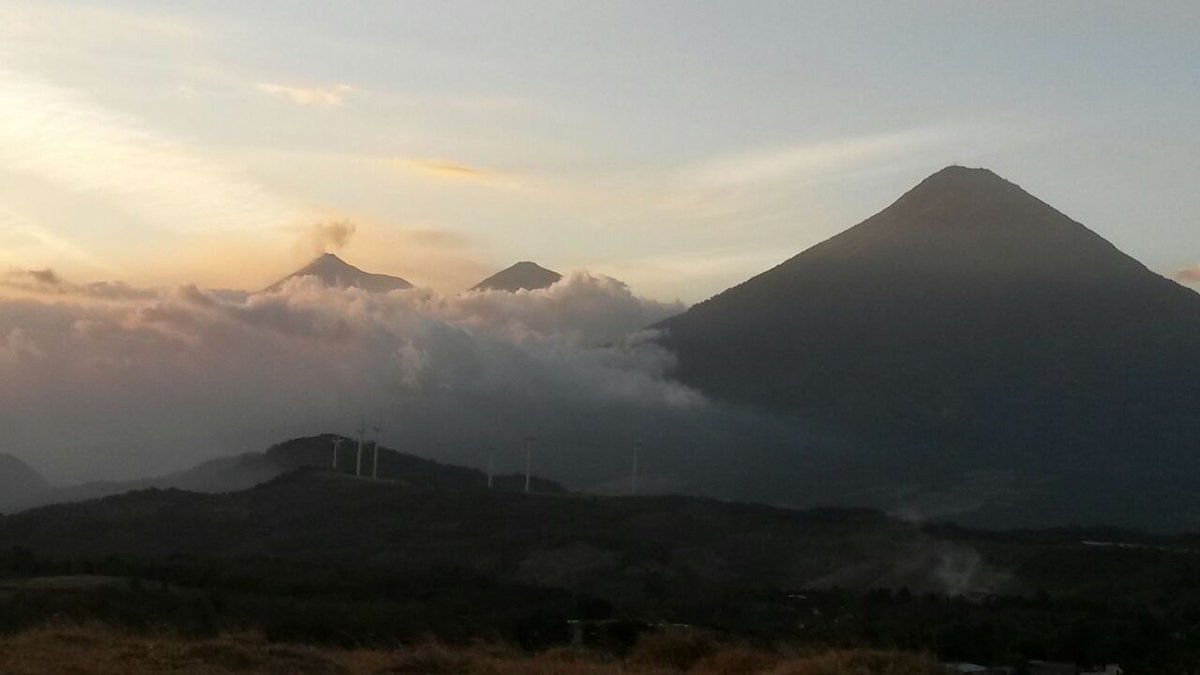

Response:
(0, 454), (48, 508)
(1, 434), (563, 514)
(264, 253), (414, 293)
(471, 261), (562, 292)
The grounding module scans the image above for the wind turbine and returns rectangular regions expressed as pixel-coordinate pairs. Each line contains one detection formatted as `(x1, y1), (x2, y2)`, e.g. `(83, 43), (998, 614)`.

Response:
(523, 435), (536, 493)
(371, 416), (382, 480)
(631, 437), (642, 496)
(355, 416), (365, 477)
(331, 437), (345, 471)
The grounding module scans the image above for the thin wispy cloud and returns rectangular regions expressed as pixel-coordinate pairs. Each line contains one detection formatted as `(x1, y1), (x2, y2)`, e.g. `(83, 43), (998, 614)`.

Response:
(0, 68), (305, 237)
(680, 127), (961, 191)
(0, 3), (204, 50)
(394, 157), (523, 188)
(257, 83), (355, 107)
(0, 203), (116, 273)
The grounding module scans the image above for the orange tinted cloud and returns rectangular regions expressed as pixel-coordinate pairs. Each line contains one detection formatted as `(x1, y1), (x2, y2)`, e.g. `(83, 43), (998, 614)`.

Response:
(393, 158), (522, 188)
(1172, 266), (1200, 283)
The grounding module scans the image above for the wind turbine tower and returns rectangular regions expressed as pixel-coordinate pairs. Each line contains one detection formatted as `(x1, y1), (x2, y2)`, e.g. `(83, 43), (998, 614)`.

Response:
(355, 417), (365, 477)
(487, 446), (496, 489)
(371, 417), (382, 480)
(523, 436), (536, 493)
(331, 437), (345, 471)
(631, 438), (641, 496)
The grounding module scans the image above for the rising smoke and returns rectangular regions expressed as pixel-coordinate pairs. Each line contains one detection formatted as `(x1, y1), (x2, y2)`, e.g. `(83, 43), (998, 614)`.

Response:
(305, 220), (357, 256)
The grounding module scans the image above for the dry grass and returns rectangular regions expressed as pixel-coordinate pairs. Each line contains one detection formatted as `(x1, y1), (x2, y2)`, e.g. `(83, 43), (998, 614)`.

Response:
(0, 624), (940, 674)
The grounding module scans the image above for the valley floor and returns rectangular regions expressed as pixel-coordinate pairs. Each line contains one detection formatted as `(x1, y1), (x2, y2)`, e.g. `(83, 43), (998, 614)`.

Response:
(0, 624), (939, 674)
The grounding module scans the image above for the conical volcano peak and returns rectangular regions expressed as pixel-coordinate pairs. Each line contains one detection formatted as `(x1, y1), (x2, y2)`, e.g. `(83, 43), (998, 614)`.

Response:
(924, 164), (1006, 184)
(886, 165), (1040, 221)
(472, 261), (562, 292)
(303, 253), (361, 274)
(798, 165), (1154, 283)
(264, 253), (413, 293)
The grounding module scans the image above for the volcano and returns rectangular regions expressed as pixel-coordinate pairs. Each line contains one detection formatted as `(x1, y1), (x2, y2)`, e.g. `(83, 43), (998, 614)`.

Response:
(264, 253), (413, 293)
(471, 261), (562, 292)
(656, 166), (1200, 528)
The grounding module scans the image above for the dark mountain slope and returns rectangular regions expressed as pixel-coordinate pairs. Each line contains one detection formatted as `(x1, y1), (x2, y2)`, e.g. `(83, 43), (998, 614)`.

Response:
(471, 261), (562, 292)
(263, 253), (413, 293)
(656, 166), (1200, 528)
(0, 454), (48, 510)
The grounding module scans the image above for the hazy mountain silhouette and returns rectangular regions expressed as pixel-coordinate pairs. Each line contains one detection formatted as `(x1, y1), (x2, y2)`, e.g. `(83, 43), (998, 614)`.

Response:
(656, 166), (1200, 529)
(471, 261), (562, 292)
(0, 454), (48, 510)
(264, 253), (413, 293)
(3, 435), (561, 513)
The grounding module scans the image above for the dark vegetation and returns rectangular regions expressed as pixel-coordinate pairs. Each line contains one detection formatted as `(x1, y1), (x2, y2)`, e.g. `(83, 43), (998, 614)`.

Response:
(2, 447), (1200, 672)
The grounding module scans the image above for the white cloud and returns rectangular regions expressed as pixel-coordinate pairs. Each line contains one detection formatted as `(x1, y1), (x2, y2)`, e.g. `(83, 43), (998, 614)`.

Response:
(257, 83), (355, 107)
(0, 272), (692, 481)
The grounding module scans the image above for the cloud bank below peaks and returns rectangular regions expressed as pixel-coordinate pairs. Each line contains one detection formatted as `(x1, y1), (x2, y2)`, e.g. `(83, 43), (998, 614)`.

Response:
(0, 270), (693, 481)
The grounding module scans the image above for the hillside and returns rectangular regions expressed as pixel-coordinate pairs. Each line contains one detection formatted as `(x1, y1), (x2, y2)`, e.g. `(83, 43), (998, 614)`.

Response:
(0, 454), (48, 510)
(0, 468), (994, 597)
(4, 470), (1200, 668)
(3, 434), (562, 513)
(655, 166), (1200, 529)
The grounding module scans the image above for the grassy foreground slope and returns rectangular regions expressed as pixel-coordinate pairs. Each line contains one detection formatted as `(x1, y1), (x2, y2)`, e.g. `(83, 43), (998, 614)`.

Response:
(0, 623), (938, 675)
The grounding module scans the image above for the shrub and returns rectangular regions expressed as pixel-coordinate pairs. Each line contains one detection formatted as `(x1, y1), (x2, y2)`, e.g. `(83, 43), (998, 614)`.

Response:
(769, 649), (940, 675)
(628, 627), (722, 671)
(690, 645), (779, 674)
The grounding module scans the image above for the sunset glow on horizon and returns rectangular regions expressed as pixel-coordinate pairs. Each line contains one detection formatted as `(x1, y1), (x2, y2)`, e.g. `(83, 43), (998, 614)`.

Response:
(1, 1), (1198, 302)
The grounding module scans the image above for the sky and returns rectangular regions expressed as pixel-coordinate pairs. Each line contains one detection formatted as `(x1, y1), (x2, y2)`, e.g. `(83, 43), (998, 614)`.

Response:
(0, 1), (1197, 302)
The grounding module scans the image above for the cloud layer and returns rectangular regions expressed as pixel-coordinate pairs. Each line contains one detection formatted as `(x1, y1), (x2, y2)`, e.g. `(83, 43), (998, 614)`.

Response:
(0, 271), (694, 483)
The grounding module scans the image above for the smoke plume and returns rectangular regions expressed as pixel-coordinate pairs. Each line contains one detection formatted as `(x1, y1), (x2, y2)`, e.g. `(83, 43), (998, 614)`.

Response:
(305, 220), (357, 256)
